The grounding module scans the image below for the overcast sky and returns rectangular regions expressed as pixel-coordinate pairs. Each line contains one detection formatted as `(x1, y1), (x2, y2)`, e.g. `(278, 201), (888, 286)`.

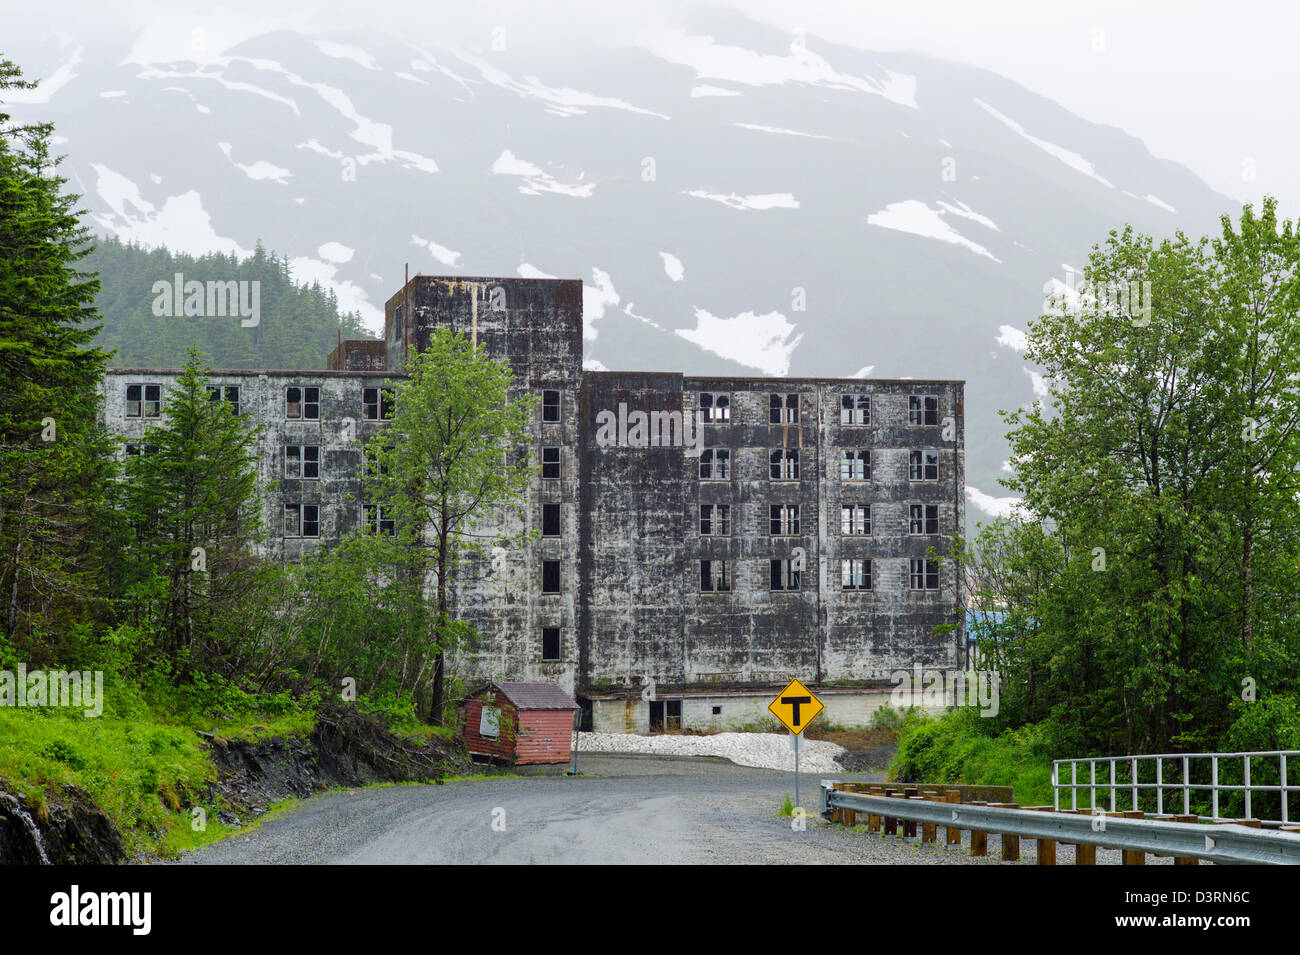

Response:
(4, 0), (1297, 219)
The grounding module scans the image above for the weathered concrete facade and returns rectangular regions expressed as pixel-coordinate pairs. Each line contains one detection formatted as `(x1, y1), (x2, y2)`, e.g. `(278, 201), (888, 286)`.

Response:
(101, 274), (965, 729)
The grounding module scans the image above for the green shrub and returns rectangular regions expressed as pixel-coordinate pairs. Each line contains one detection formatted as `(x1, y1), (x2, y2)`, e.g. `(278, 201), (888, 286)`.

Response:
(890, 708), (1059, 805)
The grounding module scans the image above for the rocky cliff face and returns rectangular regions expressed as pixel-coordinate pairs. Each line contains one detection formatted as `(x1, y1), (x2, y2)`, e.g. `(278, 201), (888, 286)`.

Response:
(0, 786), (126, 865)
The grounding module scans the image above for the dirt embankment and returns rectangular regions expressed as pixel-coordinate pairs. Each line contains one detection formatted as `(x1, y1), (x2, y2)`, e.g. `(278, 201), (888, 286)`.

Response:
(0, 704), (468, 865)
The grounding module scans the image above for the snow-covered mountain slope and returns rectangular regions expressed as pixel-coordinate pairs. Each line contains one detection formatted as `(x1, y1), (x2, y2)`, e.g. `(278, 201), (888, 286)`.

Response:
(8, 10), (1235, 515)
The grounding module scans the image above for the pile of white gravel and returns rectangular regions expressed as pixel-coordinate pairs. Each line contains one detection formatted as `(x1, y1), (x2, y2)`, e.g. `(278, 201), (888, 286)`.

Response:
(575, 731), (846, 773)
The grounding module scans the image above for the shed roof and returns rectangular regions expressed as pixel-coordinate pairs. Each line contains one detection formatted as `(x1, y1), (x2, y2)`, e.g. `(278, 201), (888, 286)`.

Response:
(480, 682), (578, 711)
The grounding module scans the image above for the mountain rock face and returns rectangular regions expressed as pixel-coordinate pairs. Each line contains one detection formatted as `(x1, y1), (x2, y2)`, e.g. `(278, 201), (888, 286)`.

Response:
(11, 9), (1234, 511)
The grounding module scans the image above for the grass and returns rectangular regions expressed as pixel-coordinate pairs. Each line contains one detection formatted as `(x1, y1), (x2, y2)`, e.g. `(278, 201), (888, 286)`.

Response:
(0, 675), (327, 857)
(0, 705), (216, 855)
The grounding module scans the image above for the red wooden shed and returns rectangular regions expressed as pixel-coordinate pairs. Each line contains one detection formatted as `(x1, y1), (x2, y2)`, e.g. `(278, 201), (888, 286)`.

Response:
(460, 682), (578, 765)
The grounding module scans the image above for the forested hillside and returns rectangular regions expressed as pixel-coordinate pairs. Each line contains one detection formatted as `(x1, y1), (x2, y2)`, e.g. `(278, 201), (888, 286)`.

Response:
(84, 235), (374, 369)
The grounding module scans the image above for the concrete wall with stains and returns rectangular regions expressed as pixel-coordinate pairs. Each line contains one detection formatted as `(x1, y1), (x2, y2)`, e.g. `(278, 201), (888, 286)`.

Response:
(100, 275), (965, 714)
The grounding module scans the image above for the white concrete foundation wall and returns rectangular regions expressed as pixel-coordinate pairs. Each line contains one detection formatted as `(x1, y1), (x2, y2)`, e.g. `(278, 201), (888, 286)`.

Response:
(590, 687), (953, 735)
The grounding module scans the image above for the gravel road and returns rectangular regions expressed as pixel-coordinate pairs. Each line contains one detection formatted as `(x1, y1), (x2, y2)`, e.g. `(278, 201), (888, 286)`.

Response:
(180, 755), (1029, 865)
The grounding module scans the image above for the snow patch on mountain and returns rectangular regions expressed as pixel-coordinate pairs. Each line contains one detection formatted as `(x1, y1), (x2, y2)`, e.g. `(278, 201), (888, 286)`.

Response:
(90, 164), (250, 258)
(288, 255), (380, 326)
(5, 42), (81, 104)
(866, 200), (1000, 262)
(691, 85), (741, 97)
(659, 252), (685, 281)
(583, 269), (620, 341)
(685, 190), (799, 211)
(996, 325), (1027, 351)
(734, 123), (832, 140)
(675, 308), (802, 376)
(409, 234), (461, 267)
(314, 40), (381, 71)
(217, 142), (291, 183)
(967, 487), (1024, 519)
(937, 199), (999, 231)
(451, 49), (669, 119)
(492, 150), (595, 198)
(647, 31), (917, 108)
(974, 98), (1112, 188)
(1146, 194), (1176, 213)
(318, 242), (354, 264)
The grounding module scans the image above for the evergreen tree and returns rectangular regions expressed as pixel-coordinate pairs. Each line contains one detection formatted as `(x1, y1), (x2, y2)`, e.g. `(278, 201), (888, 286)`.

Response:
(0, 59), (111, 651)
(120, 348), (265, 671)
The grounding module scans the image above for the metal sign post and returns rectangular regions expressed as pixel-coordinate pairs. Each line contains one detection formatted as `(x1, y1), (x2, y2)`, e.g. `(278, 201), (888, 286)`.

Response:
(769, 678), (823, 816)
(792, 731), (801, 808)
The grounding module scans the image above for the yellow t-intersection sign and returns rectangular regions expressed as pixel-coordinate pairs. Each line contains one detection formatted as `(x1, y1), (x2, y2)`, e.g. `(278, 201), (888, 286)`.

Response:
(767, 678), (824, 735)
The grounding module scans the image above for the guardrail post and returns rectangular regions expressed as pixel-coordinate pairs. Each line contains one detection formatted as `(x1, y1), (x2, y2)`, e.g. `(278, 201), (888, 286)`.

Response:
(1118, 810), (1145, 865)
(1168, 814), (1199, 865)
(1065, 809), (1095, 864)
(830, 783), (844, 825)
(902, 788), (919, 837)
(1026, 806), (1056, 865)
(989, 802), (1019, 861)
(944, 790), (963, 846)
(883, 789), (899, 836)
(842, 784), (858, 827)
(968, 800), (988, 856)
(867, 786), (884, 831)
(921, 791), (940, 843)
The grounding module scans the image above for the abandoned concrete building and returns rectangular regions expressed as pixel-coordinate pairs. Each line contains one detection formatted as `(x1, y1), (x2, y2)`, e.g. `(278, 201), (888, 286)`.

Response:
(99, 275), (966, 732)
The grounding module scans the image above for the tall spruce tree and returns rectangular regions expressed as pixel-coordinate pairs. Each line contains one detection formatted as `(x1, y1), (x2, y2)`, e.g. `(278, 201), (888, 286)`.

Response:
(120, 348), (265, 671)
(0, 59), (111, 653)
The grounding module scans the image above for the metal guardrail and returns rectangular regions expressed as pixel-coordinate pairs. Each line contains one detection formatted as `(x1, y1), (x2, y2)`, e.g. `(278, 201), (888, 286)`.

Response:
(1053, 750), (1300, 826)
(820, 783), (1300, 865)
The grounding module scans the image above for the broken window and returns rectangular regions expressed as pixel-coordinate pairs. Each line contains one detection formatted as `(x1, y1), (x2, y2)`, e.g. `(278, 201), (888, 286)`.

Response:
(841, 558), (872, 591)
(770, 448), (799, 481)
(362, 445), (388, 477)
(909, 394), (939, 426)
(910, 503), (939, 535)
(285, 445), (320, 480)
(125, 443), (158, 457)
(363, 386), (394, 421)
(770, 558), (801, 592)
(541, 627), (561, 662)
(363, 504), (394, 536)
(909, 449), (940, 481)
(542, 559), (561, 594)
(649, 699), (682, 730)
(700, 559), (731, 593)
(125, 383), (161, 418)
(206, 385), (241, 416)
(542, 389), (561, 423)
(700, 392), (730, 423)
(840, 449), (870, 481)
(699, 448), (731, 480)
(542, 502), (561, 537)
(700, 503), (731, 536)
(285, 504), (320, 538)
(840, 394), (870, 425)
(541, 446), (561, 479)
(841, 504), (870, 536)
(769, 392), (798, 424)
(769, 503), (800, 536)
(910, 558), (940, 591)
(286, 386), (320, 420)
